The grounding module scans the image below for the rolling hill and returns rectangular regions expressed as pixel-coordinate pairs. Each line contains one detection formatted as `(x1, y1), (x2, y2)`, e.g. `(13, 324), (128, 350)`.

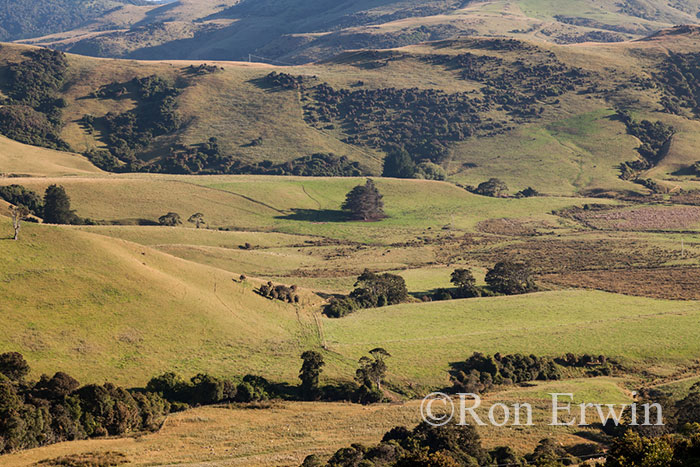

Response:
(4, 28), (700, 196)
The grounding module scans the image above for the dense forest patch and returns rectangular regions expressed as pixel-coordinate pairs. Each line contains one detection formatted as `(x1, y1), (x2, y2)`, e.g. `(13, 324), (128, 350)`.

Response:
(0, 48), (69, 150)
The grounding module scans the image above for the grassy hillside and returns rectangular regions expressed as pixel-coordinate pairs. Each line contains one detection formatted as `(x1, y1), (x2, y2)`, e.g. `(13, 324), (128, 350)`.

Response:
(0, 215), (323, 386)
(2, 173), (699, 389)
(0, 135), (103, 176)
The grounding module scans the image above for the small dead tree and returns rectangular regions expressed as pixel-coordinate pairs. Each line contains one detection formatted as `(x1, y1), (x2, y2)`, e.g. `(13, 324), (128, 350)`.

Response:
(10, 205), (30, 241)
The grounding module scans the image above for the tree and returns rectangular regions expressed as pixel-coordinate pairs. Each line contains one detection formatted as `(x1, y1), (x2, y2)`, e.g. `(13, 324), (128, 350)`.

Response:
(43, 185), (77, 224)
(187, 213), (205, 229)
(450, 268), (479, 298)
(350, 269), (408, 308)
(299, 350), (325, 400)
(475, 178), (508, 197)
(158, 212), (182, 226)
(342, 179), (385, 221)
(356, 348), (391, 392)
(485, 261), (536, 295)
(383, 149), (416, 178)
(415, 160), (446, 180)
(9, 205), (30, 241)
(0, 352), (30, 381)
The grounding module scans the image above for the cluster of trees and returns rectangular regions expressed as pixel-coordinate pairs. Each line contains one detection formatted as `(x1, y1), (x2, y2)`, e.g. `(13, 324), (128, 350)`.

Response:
(157, 212), (206, 228)
(450, 352), (618, 394)
(239, 153), (367, 177)
(263, 71), (307, 90)
(301, 421), (581, 467)
(0, 184), (43, 217)
(0, 352), (170, 455)
(341, 179), (385, 221)
(258, 282), (300, 304)
(0, 49), (69, 150)
(324, 270), (408, 318)
(450, 352), (561, 394)
(0, 347), (396, 455)
(0, 184), (88, 238)
(616, 110), (675, 180)
(431, 262), (536, 302)
(462, 179), (539, 198)
(325, 262), (536, 317)
(184, 64), (222, 76)
(382, 149), (446, 180)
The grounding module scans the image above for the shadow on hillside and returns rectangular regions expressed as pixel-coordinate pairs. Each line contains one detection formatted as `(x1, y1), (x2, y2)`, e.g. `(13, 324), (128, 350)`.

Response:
(275, 209), (349, 223)
(101, 218), (160, 226)
(671, 166), (697, 176)
(247, 77), (290, 92)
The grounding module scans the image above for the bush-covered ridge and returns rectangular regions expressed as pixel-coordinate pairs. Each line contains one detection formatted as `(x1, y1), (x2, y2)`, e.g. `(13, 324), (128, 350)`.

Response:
(264, 49), (591, 165)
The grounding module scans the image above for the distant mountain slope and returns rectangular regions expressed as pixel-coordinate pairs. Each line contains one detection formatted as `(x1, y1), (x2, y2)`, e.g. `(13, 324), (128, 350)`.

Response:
(0, 0), (159, 41)
(14, 0), (700, 63)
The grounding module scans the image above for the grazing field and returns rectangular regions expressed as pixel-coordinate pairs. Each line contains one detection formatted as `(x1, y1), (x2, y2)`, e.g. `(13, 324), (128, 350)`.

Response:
(323, 290), (700, 387)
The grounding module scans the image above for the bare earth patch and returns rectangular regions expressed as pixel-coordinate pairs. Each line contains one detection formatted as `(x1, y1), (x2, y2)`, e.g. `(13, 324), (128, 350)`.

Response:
(476, 218), (550, 236)
(472, 238), (689, 273)
(542, 267), (700, 300)
(570, 205), (700, 231)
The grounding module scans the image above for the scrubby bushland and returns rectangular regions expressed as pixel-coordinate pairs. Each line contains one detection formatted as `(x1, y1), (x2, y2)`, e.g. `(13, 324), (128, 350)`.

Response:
(266, 47), (590, 166)
(304, 389), (700, 467)
(0, 352), (169, 455)
(154, 147), (366, 176)
(0, 184), (43, 216)
(0, 48), (69, 150)
(323, 269), (408, 318)
(92, 75), (182, 170)
(0, 105), (67, 150)
(616, 110), (675, 181)
(657, 52), (700, 116)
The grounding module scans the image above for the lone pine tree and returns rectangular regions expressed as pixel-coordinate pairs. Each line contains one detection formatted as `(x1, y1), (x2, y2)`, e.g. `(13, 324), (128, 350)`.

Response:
(342, 179), (385, 221)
